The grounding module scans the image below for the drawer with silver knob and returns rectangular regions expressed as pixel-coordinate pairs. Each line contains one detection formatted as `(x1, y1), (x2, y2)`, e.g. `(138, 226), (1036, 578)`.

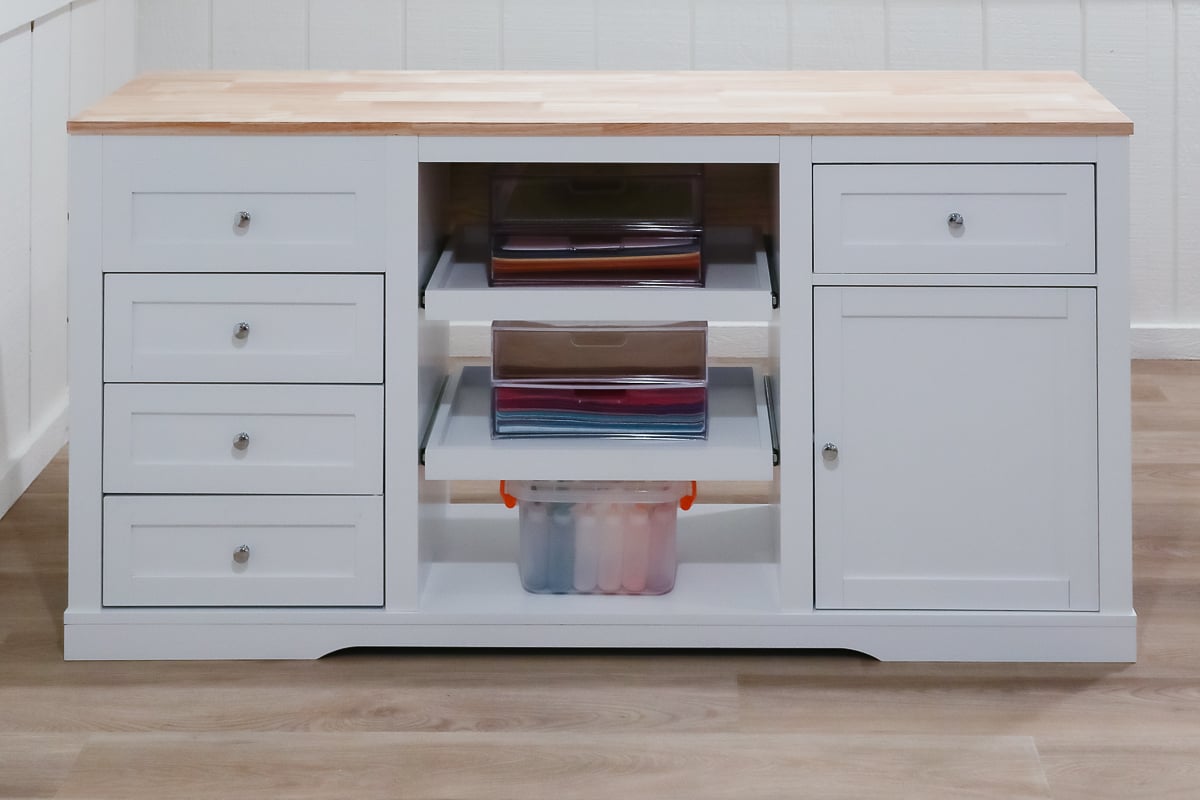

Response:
(103, 274), (383, 383)
(102, 384), (383, 495)
(812, 163), (1096, 274)
(100, 136), (386, 271)
(102, 495), (383, 607)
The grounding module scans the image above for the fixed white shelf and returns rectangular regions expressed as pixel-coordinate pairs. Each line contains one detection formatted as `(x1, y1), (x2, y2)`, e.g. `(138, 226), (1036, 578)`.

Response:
(420, 562), (782, 618)
(422, 227), (775, 322)
(422, 365), (776, 481)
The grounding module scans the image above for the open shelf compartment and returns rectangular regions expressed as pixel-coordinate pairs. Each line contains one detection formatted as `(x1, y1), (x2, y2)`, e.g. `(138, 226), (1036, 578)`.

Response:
(419, 503), (781, 618)
(422, 365), (776, 481)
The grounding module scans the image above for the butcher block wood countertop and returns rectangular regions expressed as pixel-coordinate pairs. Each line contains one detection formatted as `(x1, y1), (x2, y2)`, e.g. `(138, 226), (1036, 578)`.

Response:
(68, 70), (1132, 136)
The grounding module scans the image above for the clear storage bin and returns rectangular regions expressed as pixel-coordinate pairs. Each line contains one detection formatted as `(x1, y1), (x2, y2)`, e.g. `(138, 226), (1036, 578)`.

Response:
(500, 480), (697, 595)
(489, 165), (704, 287)
(492, 321), (707, 384)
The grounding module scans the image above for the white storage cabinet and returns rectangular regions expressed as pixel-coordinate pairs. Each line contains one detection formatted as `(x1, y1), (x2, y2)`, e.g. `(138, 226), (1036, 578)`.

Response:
(64, 72), (1135, 661)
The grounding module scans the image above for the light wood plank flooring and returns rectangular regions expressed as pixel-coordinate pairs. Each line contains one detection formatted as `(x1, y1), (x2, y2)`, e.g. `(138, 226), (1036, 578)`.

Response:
(1, 360), (1197, 799)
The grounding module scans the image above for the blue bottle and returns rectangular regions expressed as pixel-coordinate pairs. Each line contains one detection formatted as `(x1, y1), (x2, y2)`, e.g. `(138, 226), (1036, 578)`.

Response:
(547, 502), (576, 593)
(519, 501), (550, 591)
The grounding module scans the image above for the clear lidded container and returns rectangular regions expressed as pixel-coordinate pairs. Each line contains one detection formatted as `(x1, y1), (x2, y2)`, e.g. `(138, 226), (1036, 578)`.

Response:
(500, 480), (697, 595)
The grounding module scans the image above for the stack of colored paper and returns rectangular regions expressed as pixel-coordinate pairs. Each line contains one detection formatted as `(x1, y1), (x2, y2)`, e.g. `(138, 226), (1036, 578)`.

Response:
(491, 321), (709, 440)
(493, 385), (707, 438)
(491, 233), (702, 287)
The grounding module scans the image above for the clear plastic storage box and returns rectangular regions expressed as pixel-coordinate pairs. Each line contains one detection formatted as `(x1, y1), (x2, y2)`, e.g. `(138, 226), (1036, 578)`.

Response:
(489, 165), (704, 287)
(492, 321), (707, 384)
(501, 480), (696, 595)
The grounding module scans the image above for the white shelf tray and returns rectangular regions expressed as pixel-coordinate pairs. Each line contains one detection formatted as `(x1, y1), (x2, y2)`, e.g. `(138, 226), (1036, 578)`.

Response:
(422, 227), (775, 322)
(422, 365), (775, 481)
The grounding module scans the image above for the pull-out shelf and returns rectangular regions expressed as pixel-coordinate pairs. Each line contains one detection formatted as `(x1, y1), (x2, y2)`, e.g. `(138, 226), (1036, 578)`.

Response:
(422, 366), (776, 481)
(422, 227), (775, 322)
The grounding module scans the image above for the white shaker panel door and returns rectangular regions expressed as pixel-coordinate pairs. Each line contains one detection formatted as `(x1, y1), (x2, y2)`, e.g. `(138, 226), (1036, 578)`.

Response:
(103, 384), (384, 495)
(814, 286), (1098, 611)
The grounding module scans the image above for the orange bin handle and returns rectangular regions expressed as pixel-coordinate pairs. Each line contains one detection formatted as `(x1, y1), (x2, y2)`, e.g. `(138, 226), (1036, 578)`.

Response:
(680, 481), (697, 511)
(499, 479), (696, 510)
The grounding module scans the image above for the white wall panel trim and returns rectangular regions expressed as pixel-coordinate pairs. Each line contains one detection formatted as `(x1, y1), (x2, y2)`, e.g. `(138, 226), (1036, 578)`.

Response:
(1133, 324), (1200, 359)
(2, 0), (71, 37)
(0, 402), (67, 519)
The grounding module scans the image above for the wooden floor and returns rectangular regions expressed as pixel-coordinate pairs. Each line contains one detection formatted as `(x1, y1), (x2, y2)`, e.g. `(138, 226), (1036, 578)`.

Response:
(2, 360), (1198, 799)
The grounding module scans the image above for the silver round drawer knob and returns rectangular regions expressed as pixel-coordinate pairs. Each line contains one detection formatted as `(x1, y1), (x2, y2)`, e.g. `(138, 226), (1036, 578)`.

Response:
(233, 545), (251, 564)
(822, 442), (839, 461)
(236, 211), (251, 228)
(947, 212), (965, 227)
(234, 321), (251, 340)
(233, 432), (251, 450)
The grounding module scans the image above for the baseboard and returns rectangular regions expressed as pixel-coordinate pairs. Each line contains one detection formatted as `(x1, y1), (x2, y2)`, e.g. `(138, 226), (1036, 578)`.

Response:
(1131, 324), (1200, 359)
(0, 396), (68, 519)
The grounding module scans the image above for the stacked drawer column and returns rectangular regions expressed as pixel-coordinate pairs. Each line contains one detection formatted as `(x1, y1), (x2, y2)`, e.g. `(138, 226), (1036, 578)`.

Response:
(92, 137), (389, 610)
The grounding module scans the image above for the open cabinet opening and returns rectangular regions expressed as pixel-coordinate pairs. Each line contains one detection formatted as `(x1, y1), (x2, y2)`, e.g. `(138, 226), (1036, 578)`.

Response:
(412, 161), (783, 616)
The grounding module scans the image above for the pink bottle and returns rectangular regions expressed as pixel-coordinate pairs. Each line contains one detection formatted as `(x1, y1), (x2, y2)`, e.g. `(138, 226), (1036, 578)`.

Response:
(646, 501), (678, 593)
(597, 503), (625, 593)
(622, 504), (652, 593)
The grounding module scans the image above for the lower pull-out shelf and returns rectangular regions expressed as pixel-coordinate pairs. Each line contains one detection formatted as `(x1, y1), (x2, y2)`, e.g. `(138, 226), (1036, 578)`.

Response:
(422, 365), (775, 481)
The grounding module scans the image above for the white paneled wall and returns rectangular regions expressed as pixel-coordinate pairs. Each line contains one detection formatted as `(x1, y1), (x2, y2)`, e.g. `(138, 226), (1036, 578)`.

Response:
(791, 1), (885, 69)
(888, 0), (983, 68)
(596, 0), (690, 69)
(0, 0), (135, 518)
(984, 0), (1081, 69)
(1, 27), (34, 513)
(129, 0), (1198, 356)
(694, 0), (789, 69)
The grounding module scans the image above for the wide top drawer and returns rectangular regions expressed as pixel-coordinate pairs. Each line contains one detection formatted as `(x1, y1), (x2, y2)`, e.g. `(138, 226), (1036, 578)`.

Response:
(104, 274), (383, 383)
(813, 164), (1095, 274)
(101, 137), (387, 271)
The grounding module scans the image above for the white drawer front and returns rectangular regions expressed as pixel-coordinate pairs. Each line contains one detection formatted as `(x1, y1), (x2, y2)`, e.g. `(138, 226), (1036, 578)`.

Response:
(813, 164), (1095, 274)
(103, 385), (383, 495)
(103, 495), (383, 607)
(104, 274), (384, 383)
(102, 137), (387, 271)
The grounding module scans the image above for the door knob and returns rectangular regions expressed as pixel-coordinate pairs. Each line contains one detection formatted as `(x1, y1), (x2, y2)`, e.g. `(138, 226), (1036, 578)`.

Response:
(234, 321), (251, 340)
(947, 212), (964, 228)
(822, 443), (839, 461)
(233, 432), (251, 450)
(233, 545), (251, 564)
(236, 211), (251, 229)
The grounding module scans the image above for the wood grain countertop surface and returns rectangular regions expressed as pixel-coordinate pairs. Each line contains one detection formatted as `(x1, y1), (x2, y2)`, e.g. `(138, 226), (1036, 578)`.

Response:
(67, 70), (1133, 136)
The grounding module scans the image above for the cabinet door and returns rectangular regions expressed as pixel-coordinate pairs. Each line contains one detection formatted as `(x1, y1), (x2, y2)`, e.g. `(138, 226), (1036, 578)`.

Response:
(814, 287), (1098, 611)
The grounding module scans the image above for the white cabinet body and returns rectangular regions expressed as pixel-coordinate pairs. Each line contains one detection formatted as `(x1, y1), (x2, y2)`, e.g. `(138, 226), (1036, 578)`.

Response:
(64, 73), (1134, 662)
(813, 287), (1098, 612)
